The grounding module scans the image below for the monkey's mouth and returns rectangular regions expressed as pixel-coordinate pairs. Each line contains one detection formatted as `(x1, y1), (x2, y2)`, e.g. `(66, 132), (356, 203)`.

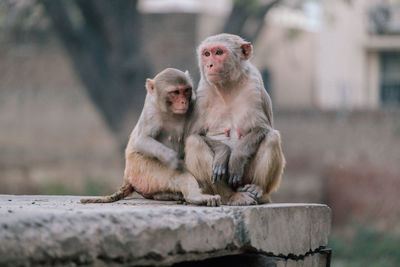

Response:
(207, 73), (225, 83)
(172, 108), (188, 114)
(208, 73), (224, 76)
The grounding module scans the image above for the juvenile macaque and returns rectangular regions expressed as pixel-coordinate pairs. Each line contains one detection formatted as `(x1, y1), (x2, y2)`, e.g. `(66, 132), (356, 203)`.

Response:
(81, 68), (221, 206)
(185, 34), (285, 205)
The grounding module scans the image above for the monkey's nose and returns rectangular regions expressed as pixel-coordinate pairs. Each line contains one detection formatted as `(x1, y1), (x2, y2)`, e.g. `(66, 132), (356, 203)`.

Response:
(208, 64), (213, 69)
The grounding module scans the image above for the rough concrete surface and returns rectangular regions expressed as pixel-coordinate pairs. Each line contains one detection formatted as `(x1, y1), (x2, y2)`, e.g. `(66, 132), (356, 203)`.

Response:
(0, 195), (331, 266)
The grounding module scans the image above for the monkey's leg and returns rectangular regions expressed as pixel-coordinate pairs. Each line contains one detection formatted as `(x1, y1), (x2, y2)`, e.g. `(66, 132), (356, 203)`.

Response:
(185, 134), (254, 205)
(152, 192), (184, 201)
(126, 152), (220, 206)
(246, 129), (286, 204)
(185, 134), (215, 193)
(177, 172), (221, 207)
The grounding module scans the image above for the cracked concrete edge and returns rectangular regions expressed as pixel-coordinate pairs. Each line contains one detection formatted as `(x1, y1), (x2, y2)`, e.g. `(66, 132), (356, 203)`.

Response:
(244, 204), (332, 256)
(276, 252), (327, 267)
(0, 195), (331, 266)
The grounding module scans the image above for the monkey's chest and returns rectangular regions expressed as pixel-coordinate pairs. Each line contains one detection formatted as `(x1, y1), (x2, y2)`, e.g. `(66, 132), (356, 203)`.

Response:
(206, 130), (242, 149)
(205, 110), (251, 148)
(157, 131), (185, 156)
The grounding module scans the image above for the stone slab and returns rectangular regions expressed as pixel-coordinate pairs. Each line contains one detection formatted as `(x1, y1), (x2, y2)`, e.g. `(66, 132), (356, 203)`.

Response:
(0, 195), (331, 266)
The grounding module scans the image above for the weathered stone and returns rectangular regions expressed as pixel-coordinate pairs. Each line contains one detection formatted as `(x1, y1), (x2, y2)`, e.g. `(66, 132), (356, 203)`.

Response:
(0, 195), (331, 266)
(245, 203), (331, 256)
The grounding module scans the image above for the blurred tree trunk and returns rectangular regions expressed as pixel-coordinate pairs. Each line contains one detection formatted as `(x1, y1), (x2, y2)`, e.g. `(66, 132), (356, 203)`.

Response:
(223, 0), (281, 42)
(40, 0), (149, 151)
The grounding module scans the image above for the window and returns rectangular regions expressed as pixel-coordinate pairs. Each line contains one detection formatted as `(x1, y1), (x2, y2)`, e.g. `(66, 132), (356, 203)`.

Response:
(380, 52), (400, 106)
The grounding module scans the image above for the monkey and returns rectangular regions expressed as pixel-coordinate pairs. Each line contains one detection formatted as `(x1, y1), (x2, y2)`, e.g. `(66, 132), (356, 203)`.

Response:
(184, 34), (285, 206)
(81, 68), (221, 206)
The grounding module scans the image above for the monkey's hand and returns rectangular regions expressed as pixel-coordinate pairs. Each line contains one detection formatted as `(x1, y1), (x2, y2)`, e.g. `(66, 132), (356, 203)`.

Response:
(227, 127), (268, 187)
(200, 135), (231, 184)
(228, 151), (247, 187)
(212, 144), (231, 184)
(166, 152), (185, 172)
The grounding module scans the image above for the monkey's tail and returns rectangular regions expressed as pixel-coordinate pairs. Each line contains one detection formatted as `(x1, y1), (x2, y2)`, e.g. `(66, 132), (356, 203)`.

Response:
(80, 183), (134, 204)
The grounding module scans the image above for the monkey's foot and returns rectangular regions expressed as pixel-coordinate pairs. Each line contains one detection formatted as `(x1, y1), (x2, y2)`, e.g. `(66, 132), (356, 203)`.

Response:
(227, 191), (257, 206)
(152, 192), (184, 202)
(238, 184), (264, 203)
(257, 193), (272, 204)
(185, 194), (221, 207)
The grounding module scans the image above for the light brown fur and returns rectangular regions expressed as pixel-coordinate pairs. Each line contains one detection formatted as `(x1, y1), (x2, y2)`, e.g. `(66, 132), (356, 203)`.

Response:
(185, 34), (285, 205)
(81, 68), (221, 206)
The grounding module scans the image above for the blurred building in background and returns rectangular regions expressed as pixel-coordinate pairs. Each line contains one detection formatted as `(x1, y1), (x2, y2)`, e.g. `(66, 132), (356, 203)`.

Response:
(141, 0), (400, 111)
(255, 0), (400, 110)
(318, 0), (400, 109)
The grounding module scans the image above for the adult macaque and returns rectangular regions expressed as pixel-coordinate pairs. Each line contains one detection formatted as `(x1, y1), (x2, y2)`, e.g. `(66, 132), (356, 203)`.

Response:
(185, 34), (285, 205)
(81, 68), (221, 206)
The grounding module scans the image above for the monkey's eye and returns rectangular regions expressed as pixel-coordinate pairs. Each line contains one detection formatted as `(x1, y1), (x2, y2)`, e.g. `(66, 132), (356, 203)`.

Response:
(173, 90), (180, 95)
(215, 48), (224, 55)
(184, 88), (191, 93)
(204, 51), (210, 57)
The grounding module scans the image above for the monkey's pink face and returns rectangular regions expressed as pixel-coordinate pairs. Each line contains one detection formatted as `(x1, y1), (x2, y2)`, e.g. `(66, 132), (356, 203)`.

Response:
(167, 85), (192, 114)
(201, 45), (229, 83)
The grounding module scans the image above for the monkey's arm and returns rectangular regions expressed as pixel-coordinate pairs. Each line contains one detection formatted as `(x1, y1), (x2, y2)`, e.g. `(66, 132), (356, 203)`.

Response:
(228, 126), (270, 186)
(133, 136), (183, 171)
(261, 88), (274, 127)
(186, 103), (231, 183)
(201, 135), (231, 184)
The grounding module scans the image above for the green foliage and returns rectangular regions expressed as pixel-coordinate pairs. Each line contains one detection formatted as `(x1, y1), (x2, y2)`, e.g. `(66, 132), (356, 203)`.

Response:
(330, 228), (400, 267)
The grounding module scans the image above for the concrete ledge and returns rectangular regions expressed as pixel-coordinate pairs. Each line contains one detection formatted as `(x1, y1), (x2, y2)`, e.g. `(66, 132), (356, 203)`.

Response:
(0, 195), (331, 266)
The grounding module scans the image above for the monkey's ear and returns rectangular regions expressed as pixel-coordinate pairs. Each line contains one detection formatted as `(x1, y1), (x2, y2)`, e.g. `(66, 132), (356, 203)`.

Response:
(185, 70), (193, 85)
(185, 70), (192, 80)
(240, 42), (252, 60)
(146, 78), (155, 95)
